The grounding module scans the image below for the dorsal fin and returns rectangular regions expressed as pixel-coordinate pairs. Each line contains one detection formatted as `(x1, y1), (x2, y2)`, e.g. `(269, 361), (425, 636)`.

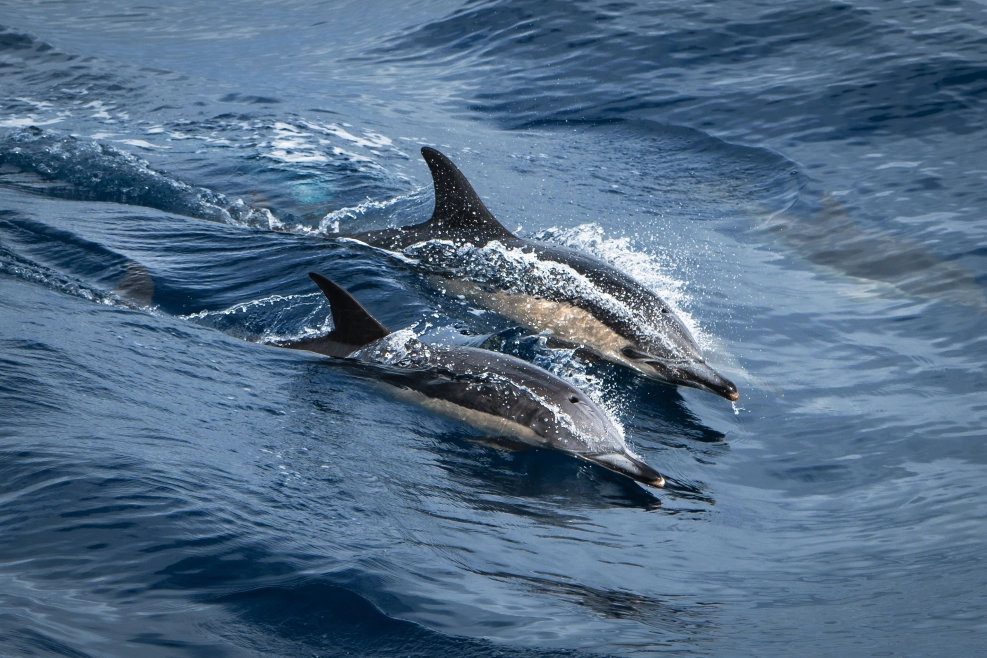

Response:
(278, 273), (389, 358)
(310, 272), (390, 346)
(421, 147), (512, 239)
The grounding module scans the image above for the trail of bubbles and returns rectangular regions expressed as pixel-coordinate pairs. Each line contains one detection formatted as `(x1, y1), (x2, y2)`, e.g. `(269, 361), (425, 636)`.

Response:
(314, 188), (426, 235)
(182, 292), (331, 343)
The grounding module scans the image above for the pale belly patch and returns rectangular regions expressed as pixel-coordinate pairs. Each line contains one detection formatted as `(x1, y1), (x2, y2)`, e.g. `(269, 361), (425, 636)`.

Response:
(438, 279), (634, 369)
(378, 381), (548, 448)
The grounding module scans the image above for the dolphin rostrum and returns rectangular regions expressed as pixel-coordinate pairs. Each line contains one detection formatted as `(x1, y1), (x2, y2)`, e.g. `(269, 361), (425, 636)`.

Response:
(280, 272), (665, 488)
(342, 147), (738, 401)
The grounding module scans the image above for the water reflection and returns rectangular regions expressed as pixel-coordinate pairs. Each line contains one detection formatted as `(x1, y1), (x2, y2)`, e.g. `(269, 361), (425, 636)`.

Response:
(758, 192), (987, 312)
(215, 580), (578, 658)
(477, 570), (719, 639)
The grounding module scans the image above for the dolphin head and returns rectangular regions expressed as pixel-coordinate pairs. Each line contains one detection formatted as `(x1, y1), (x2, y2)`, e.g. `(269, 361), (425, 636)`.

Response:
(614, 312), (739, 401)
(621, 348), (739, 401)
(549, 396), (667, 489)
(505, 363), (665, 488)
(527, 382), (624, 452)
(437, 350), (666, 488)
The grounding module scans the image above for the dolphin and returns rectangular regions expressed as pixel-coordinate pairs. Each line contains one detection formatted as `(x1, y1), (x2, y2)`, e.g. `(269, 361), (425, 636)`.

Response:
(341, 147), (738, 401)
(279, 272), (665, 488)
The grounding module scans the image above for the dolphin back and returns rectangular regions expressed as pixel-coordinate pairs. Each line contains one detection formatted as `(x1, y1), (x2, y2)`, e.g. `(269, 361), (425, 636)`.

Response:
(277, 273), (390, 357)
(346, 148), (516, 249)
(420, 147), (512, 240)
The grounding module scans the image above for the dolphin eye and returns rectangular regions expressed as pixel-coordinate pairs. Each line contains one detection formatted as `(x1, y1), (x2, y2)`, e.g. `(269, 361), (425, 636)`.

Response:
(569, 395), (579, 403)
(660, 307), (669, 314)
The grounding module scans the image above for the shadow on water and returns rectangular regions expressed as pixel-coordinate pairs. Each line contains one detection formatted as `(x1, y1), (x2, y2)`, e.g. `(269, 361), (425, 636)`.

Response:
(606, 369), (728, 447)
(211, 580), (582, 658)
(478, 570), (719, 639)
(435, 429), (717, 511)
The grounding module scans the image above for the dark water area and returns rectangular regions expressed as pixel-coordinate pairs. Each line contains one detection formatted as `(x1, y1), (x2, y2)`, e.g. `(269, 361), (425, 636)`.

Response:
(1, 1), (986, 655)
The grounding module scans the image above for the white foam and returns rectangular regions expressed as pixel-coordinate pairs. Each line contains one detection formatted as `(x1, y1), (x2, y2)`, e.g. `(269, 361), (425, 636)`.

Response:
(181, 293), (316, 319)
(314, 188), (425, 235)
(299, 120), (393, 150)
(12, 97), (53, 110)
(0, 115), (63, 128)
(353, 327), (424, 365)
(264, 123), (328, 164)
(330, 145), (375, 164)
(84, 100), (114, 121)
(116, 139), (170, 150)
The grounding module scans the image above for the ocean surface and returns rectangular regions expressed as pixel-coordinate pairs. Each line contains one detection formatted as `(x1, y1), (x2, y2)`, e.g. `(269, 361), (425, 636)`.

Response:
(1, 1), (986, 655)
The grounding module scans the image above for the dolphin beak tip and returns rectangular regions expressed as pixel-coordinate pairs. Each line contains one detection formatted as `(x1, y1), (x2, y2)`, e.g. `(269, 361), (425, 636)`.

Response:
(727, 390), (739, 402)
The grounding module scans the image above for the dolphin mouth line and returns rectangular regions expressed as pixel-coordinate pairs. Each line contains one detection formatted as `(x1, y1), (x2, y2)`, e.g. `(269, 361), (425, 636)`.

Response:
(581, 453), (665, 489)
(643, 360), (739, 401)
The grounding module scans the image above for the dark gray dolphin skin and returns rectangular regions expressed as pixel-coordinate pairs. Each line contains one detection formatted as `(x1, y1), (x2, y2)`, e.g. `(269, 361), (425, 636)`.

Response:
(279, 272), (665, 488)
(343, 147), (738, 401)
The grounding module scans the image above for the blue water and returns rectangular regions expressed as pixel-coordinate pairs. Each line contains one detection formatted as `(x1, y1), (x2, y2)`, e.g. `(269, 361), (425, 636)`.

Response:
(1, 1), (986, 655)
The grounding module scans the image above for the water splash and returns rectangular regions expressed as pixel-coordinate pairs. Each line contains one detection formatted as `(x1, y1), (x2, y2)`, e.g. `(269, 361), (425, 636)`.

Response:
(534, 223), (707, 350)
(183, 292), (331, 343)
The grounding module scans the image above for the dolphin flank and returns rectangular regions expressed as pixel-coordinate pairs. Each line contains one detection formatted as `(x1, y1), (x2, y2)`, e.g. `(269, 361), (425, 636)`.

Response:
(342, 147), (738, 401)
(278, 272), (665, 489)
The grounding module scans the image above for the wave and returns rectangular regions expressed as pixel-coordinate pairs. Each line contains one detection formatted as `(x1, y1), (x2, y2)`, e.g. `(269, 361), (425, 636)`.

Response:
(0, 241), (136, 309)
(184, 292), (332, 343)
(0, 127), (276, 226)
(373, 0), (987, 139)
